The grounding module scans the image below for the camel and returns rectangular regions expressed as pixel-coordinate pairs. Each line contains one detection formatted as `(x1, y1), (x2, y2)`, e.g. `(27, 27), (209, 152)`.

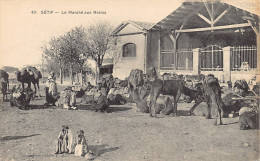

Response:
(189, 75), (224, 125)
(146, 66), (184, 117)
(16, 66), (42, 97)
(149, 78), (184, 117)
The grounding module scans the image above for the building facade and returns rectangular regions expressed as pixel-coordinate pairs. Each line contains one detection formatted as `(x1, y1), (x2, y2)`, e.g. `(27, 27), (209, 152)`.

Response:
(112, 2), (259, 82)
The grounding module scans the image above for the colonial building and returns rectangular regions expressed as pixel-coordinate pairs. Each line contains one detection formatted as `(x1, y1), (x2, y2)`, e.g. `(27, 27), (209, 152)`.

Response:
(111, 20), (154, 79)
(112, 2), (259, 82)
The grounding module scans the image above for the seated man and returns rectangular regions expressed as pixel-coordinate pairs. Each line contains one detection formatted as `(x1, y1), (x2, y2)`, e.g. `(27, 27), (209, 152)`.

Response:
(90, 91), (109, 112)
(10, 84), (34, 110)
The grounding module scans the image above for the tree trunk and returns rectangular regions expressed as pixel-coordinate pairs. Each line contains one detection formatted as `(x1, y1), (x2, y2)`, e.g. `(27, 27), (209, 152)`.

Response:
(76, 72), (79, 83)
(95, 64), (101, 85)
(59, 60), (63, 84)
(70, 64), (73, 85)
(60, 67), (63, 84)
(80, 70), (83, 85)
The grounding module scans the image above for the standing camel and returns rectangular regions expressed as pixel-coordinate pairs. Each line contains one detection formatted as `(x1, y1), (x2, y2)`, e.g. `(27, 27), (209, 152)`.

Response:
(16, 66), (42, 97)
(188, 75), (224, 125)
(146, 66), (184, 117)
(149, 78), (184, 117)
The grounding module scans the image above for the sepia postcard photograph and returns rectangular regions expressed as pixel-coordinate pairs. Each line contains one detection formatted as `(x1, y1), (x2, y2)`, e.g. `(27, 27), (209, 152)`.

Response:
(0, 0), (259, 160)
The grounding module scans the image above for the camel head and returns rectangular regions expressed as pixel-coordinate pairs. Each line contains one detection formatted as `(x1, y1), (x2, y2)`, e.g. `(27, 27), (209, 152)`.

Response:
(146, 66), (157, 79)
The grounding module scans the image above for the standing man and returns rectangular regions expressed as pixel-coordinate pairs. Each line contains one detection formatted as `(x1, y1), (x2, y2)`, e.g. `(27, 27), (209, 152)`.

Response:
(45, 71), (59, 105)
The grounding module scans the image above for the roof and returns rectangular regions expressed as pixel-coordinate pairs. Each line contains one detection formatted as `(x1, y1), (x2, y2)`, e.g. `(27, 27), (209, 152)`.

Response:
(150, 2), (259, 31)
(111, 20), (154, 36)
(128, 20), (155, 30)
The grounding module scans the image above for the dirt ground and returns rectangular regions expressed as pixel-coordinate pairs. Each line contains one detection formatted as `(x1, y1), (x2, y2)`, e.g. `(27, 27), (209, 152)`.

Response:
(0, 84), (259, 161)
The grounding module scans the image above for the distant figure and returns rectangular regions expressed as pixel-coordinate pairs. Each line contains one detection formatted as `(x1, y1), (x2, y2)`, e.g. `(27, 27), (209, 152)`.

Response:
(101, 78), (107, 88)
(227, 81), (232, 89)
(0, 78), (8, 101)
(55, 125), (73, 154)
(85, 82), (94, 92)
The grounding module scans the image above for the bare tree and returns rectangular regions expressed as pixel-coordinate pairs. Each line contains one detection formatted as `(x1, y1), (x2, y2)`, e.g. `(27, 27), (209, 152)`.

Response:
(86, 21), (120, 82)
(105, 36), (122, 65)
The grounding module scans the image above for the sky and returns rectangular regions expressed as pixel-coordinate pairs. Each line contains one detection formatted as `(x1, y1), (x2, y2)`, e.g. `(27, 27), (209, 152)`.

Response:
(0, 0), (258, 69)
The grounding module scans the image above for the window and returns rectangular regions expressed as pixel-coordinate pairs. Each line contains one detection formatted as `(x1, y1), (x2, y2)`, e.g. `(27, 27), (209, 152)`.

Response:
(123, 43), (136, 57)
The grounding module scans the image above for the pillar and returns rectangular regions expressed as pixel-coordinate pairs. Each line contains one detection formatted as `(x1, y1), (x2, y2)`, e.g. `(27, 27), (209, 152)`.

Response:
(193, 48), (200, 75)
(257, 33), (260, 76)
(223, 46), (231, 82)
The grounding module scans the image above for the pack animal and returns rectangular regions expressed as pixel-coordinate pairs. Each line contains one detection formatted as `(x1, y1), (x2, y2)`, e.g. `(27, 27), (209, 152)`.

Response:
(16, 67), (42, 97)
(189, 75), (224, 125)
(147, 67), (184, 117)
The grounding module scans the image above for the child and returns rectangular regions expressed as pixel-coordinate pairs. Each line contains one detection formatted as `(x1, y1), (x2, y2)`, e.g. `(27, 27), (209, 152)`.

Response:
(55, 125), (73, 154)
(74, 130), (89, 156)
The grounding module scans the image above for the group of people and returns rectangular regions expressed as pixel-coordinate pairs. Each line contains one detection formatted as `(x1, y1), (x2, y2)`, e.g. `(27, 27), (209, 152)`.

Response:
(45, 71), (110, 112)
(55, 125), (95, 159)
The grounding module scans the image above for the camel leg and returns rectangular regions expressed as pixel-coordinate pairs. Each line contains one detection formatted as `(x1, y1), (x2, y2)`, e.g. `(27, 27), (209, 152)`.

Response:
(36, 82), (41, 97)
(203, 96), (212, 119)
(219, 109), (223, 125)
(205, 98), (212, 119)
(149, 89), (159, 117)
(217, 103), (223, 125)
(149, 87), (154, 117)
(173, 90), (182, 116)
(38, 84), (41, 97)
(189, 101), (201, 116)
(152, 95), (159, 118)
(149, 93), (156, 117)
(34, 83), (37, 96)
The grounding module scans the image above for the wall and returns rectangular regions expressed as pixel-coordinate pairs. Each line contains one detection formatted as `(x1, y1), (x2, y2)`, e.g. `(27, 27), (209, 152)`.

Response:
(113, 33), (146, 79)
(230, 71), (257, 83)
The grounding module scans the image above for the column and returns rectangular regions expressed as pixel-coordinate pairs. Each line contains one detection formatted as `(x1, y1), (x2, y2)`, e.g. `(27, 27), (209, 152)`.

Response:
(223, 46), (231, 82)
(193, 48), (200, 75)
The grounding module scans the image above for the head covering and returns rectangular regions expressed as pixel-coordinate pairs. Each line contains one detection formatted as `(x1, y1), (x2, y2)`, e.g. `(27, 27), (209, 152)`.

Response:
(62, 125), (69, 130)
(77, 130), (84, 135)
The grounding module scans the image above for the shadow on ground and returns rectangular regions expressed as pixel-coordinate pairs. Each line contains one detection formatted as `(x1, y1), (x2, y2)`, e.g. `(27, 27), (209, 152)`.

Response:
(27, 104), (58, 110)
(0, 134), (41, 141)
(89, 144), (120, 156)
(177, 110), (190, 116)
(76, 104), (132, 113)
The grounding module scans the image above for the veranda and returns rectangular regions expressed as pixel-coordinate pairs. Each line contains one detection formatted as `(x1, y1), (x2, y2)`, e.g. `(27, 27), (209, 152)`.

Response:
(150, 2), (259, 82)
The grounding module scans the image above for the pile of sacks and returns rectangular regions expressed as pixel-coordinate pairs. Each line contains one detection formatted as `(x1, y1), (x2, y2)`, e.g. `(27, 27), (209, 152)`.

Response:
(56, 87), (77, 110)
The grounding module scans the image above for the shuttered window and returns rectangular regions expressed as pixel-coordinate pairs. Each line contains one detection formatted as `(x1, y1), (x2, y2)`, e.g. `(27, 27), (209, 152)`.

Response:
(123, 43), (136, 57)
